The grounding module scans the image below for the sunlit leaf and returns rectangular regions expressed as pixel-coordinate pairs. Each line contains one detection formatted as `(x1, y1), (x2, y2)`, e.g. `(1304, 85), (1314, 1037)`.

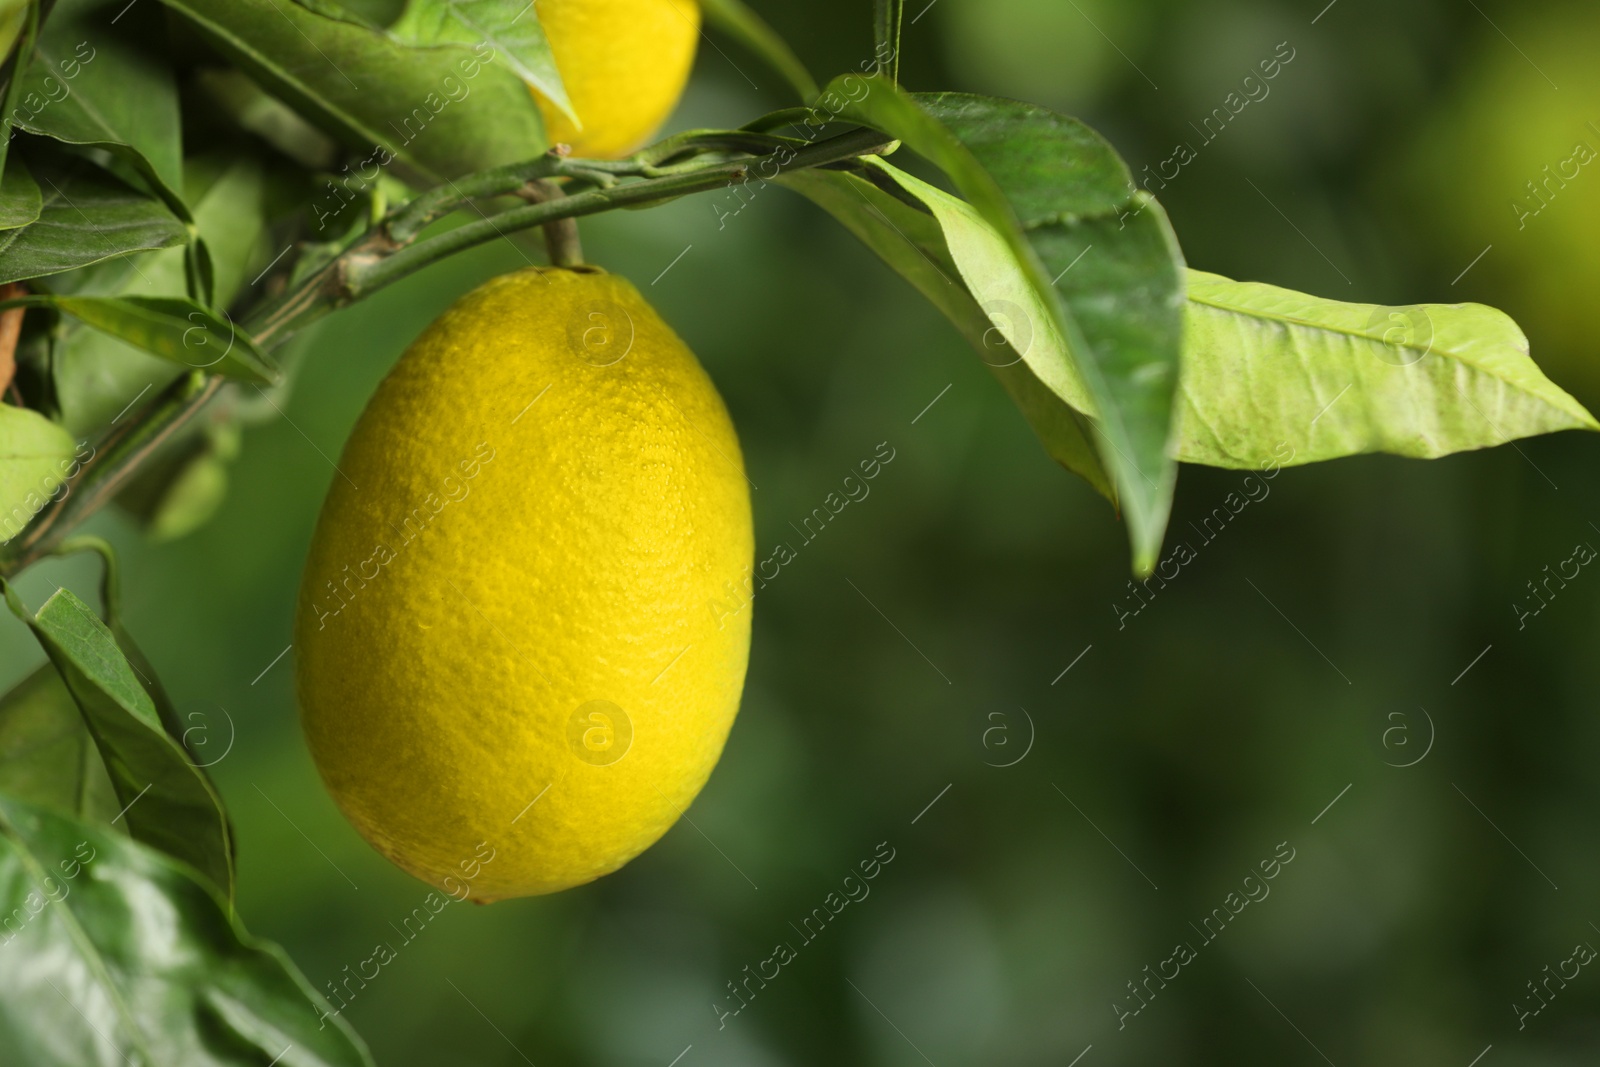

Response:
(0, 794), (373, 1066)
(779, 161), (1114, 500)
(912, 92), (1185, 571)
(1175, 269), (1600, 467)
(0, 404), (75, 545)
(812, 83), (1184, 569)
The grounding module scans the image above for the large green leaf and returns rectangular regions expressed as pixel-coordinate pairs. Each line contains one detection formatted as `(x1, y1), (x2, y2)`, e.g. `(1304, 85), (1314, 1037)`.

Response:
(0, 150), (187, 284)
(2, 584), (234, 895)
(14, 0), (189, 219)
(0, 158), (41, 230)
(828, 81), (1185, 572)
(391, 0), (575, 123)
(1175, 269), (1600, 467)
(0, 404), (76, 546)
(0, 665), (117, 820)
(0, 794), (373, 1066)
(158, 0), (547, 184)
(779, 160), (1113, 500)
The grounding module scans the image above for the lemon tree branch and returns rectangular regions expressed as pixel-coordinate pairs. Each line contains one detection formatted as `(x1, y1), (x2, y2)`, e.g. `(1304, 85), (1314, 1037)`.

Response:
(0, 125), (894, 576)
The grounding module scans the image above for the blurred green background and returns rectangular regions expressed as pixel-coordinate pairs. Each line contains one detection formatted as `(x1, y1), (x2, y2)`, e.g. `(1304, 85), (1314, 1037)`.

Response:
(6, 0), (1600, 1062)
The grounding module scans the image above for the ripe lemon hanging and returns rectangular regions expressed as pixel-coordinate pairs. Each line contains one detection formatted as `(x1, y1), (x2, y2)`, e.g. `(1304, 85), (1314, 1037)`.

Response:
(531, 0), (701, 159)
(295, 267), (753, 900)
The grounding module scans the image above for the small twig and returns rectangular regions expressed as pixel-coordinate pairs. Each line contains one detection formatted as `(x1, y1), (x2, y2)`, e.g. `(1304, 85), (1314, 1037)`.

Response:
(520, 179), (585, 268)
(0, 282), (27, 398)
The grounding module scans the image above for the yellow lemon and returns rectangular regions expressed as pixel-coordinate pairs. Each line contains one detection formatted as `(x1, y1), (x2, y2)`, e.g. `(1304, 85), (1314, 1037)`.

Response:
(531, 0), (701, 159)
(295, 267), (753, 900)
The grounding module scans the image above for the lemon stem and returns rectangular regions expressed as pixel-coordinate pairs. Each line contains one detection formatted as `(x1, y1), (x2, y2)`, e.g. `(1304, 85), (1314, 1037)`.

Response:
(523, 179), (586, 269)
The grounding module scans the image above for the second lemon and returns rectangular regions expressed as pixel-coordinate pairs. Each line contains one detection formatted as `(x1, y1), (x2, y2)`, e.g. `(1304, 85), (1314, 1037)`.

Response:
(532, 0), (700, 158)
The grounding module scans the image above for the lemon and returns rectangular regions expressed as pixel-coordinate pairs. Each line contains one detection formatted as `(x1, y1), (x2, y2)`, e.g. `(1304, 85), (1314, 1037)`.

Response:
(295, 267), (753, 900)
(531, 0), (701, 159)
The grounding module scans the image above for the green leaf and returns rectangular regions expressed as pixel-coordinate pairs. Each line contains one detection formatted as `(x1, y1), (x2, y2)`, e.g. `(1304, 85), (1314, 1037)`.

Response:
(0, 403), (75, 545)
(0, 794), (374, 1067)
(49, 155), (273, 437)
(290, 0), (384, 27)
(5, 292), (278, 384)
(700, 0), (818, 102)
(46, 296), (280, 385)
(0, 150), (187, 284)
(0, 158), (41, 230)
(0, 0), (39, 178)
(0, 0), (27, 64)
(183, 155), (271, 310)
(778, 161), (1114, 500)
(0, 665), (118, 820)
(1, 583), (235, 895)
(157, 0), (548, 184)
(197, 68), (340, 171)
(1175, 269), (1600, 467)
(822, 83), (1185, 570)
(391, 0), (576, 124)
(912, 91), (1186, 572)
(14, 0), (190, 220)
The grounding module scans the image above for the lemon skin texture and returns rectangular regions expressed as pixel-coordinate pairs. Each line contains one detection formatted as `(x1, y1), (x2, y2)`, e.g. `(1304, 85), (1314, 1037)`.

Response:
(295, 267), (753, 900)
(531, 0), (700, 159)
